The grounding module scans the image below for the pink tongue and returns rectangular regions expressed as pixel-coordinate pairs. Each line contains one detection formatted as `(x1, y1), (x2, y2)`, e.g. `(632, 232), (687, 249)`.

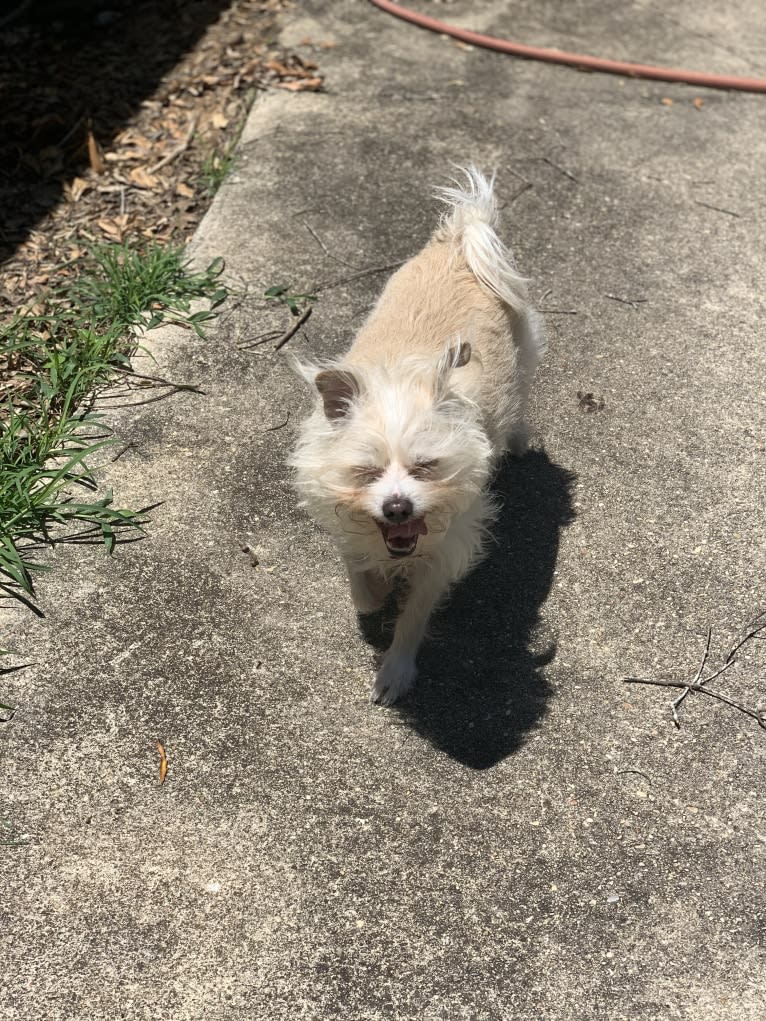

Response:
(383, 518), (428, 540)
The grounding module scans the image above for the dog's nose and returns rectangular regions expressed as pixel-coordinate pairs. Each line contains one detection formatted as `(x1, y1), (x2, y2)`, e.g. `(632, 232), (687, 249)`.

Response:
(382, 496), (413, 524)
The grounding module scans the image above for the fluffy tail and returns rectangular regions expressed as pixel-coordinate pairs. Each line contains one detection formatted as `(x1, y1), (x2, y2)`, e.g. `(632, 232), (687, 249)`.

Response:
(436, 166), (546, 372)
(435, 166), (529, 311)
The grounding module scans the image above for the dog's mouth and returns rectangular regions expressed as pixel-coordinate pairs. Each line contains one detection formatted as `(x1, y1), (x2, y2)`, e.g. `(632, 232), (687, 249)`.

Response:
(378, 518), (428, 558)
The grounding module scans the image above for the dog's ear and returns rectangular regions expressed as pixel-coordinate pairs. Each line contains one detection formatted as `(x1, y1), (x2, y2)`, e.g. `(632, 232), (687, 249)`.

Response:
(437, 339), (472, 383)
(315, 368), (360, 421)
(446, 340), (471, 369)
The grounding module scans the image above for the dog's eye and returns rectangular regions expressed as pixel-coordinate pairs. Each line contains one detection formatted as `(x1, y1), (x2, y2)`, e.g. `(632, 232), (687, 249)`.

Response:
(353, 466), (384, 484)
(410, 460), (439, 479)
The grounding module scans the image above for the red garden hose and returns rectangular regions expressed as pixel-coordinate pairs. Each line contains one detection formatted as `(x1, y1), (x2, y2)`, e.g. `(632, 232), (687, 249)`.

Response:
(368, 0), (766, 93)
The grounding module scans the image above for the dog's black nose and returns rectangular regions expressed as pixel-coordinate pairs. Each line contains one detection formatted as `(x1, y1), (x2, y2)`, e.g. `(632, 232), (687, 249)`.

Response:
(382, 496), (413, 524)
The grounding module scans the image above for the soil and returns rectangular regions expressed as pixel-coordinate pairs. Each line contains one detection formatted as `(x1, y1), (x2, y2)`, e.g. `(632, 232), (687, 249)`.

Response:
(0, 0), (326, 314)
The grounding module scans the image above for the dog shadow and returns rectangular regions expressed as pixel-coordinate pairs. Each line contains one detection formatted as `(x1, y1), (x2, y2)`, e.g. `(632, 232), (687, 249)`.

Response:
(359, 450), (576, 769)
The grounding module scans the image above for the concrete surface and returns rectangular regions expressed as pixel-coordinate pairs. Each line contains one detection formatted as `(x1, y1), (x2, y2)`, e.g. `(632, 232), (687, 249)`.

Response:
(2, 2), (765, 1018)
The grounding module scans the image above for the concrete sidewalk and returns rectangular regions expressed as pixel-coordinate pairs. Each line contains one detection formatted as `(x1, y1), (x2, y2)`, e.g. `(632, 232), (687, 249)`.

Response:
(2, 2), (765, 1018)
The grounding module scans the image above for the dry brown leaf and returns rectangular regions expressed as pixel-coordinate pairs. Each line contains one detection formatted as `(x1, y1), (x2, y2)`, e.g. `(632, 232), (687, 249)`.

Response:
(129, 166), (160, 190)
(98, 218), (121, 238)
(211, 111), (229, 129)
(66, 177), (90, 202)
(156, 741), (168, 785)
(276, 78), (323, 92)
(660, 97), (673, 107)
(176, 181), (195, 198)
(97, 214), (129, 241)
(87, 127), (106, 174)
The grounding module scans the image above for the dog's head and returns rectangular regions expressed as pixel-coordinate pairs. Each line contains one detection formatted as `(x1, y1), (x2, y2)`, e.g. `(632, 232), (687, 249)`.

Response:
(291, 341), (492, 565)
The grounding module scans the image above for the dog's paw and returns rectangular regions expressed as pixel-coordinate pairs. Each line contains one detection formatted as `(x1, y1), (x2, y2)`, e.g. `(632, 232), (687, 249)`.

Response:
(371, 653), (417, 706)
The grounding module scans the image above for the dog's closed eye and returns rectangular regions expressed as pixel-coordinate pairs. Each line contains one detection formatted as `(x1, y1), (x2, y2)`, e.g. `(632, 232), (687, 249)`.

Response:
(353, 465), (385, 484)
(410, 460), (440, 479)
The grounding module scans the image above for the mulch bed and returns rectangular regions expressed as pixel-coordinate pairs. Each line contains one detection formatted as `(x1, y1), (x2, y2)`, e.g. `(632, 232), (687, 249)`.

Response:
(0, 0), (330, 315)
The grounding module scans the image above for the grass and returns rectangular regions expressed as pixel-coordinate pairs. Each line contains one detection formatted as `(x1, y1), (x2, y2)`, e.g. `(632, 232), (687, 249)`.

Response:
(0, 240), (228, 611)
(263, 284), (317, 317)
(199, 139), (239, 196)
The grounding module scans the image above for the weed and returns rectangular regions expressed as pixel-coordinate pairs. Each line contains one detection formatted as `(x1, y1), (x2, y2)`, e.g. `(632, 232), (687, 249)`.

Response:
(263, 284), (317, 317)
(0, 240), (228, 609)
(199, 141), (238, 196)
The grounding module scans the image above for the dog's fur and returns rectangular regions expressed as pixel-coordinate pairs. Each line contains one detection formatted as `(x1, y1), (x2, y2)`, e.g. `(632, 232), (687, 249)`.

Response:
(290, 168), (546, 704)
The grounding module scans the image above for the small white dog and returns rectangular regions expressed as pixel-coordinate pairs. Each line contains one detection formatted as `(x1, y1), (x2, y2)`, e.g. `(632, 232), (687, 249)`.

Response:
(291, 167), (545, 705)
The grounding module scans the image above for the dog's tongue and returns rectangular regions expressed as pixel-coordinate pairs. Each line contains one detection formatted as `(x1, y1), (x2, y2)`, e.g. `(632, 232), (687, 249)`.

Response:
(383, 518), (428, 540)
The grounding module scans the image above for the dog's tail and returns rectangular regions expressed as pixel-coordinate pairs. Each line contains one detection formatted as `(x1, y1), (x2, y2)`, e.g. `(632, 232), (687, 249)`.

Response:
(435, 166), (529, 311)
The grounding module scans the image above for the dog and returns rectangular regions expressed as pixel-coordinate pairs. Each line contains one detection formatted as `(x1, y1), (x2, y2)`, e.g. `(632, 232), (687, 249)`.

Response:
(290, 167), (545, 705)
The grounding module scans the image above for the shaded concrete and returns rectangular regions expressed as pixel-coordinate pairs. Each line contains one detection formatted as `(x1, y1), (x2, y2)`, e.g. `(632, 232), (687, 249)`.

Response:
(2, 2), (765, 1018)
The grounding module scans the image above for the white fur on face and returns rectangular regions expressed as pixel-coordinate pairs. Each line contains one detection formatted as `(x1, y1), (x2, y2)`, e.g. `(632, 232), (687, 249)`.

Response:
(291, 357), (493, 565)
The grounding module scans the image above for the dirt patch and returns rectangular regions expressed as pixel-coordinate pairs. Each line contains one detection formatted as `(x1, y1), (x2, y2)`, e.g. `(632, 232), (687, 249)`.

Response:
(0, 0), (326, 312)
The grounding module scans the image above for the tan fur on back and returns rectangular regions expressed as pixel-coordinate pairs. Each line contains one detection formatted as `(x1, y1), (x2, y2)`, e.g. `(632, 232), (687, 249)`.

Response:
(347, 233), (521, 451)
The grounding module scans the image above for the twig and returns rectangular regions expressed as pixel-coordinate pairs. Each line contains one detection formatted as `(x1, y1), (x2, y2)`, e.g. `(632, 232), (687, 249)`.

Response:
(624, 676), (766, 730)
(615, 768), (652, 782)
(604, 293), (647, 309)
(694, 199), (740, 218)
(111, 366), (205, 394)
(150, 116), (198, 173)
(624, 612), (766, 731)
(725, 609), (766, 662)
(507, 182), (533, 204)
(262, 411), (291, 432)
(541, 155), (578, 182)
(540, 307), (578, 315)
(302, 219), (360, 269)
(273, 305), (313, 350)
(670, 625), (711, 724)
(111, 441), (136, 463)
(315, 260), (406, 293)
(239, 329), (283, 349)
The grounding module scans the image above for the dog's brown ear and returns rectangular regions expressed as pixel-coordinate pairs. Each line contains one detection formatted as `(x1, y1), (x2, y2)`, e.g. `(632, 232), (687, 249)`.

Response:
(447, 340), (471, 368)
(439, 340), (472, 379)
(315, 368), (359, 420)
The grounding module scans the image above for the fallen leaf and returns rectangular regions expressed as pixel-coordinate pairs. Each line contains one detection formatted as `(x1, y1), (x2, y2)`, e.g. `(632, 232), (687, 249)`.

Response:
(660, 97), (673, 107)
(87, 125), (105, 173)
(319, 39), (338, 50)
(276, 78), (323, 92)
(211, 111), (229, 129)
(176, 181), (195, 198)
(157, 741), (168, 785)
(265, 58), (319, 79)
(129, 166), (160, 190)
(577, 390), (606, 413)
(98, 218), (122, 239)
(66, 177), (90, 202)
(693, 97), (704, 109)
(97, 214), (129, 241)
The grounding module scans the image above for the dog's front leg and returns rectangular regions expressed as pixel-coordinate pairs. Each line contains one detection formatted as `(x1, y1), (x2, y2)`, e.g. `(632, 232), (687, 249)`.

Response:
(371, 566), (448, 705)
(346, 562), (390, 615)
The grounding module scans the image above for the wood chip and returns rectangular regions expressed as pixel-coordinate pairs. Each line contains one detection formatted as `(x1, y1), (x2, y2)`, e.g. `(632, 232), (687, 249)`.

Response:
(156, 740), (168, 784)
